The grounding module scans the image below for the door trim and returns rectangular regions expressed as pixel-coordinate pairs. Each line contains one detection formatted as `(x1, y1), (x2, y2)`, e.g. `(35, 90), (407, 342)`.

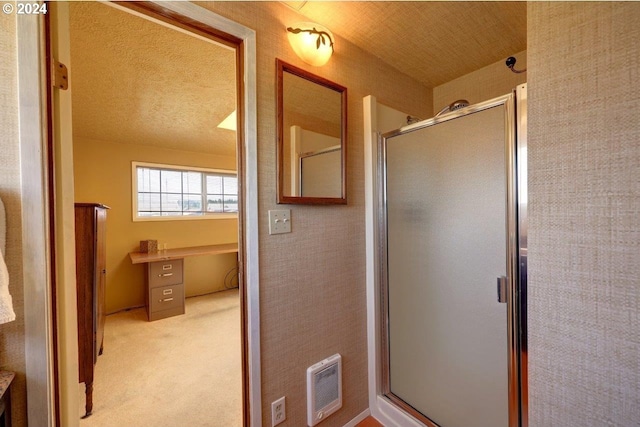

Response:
(17, 12), (56, 427)
(19, 2), (260, 426)
(106, 3), (258, 426)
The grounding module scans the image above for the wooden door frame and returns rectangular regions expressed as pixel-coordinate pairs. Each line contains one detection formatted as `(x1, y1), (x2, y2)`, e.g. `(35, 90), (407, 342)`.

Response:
(18, 2), (261, 426)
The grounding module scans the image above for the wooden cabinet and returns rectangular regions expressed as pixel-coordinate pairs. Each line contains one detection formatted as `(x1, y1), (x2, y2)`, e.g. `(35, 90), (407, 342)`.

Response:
(74, 203), (109, 418)
(145, 259), (185, 321)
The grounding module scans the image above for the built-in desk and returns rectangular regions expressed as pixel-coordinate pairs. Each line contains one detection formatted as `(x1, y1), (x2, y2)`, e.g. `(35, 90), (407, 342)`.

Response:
(129, 244), (238, 321)
(129, 243), (239, 264)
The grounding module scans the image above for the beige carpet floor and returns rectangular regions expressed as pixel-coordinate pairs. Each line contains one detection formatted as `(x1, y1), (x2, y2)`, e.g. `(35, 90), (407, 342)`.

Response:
(79, 289), (242, 427)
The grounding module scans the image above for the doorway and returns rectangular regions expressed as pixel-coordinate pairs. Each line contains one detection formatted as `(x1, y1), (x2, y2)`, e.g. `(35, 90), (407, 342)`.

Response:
(44, 2), (260, 426)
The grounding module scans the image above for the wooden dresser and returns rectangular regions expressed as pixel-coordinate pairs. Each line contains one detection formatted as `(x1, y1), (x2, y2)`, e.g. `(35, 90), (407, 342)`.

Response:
(74, 203), (109, 418)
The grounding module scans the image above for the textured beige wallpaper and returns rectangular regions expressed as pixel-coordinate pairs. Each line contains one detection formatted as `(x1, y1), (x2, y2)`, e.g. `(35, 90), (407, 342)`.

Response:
(0, 4), (27, 427)
(528, 2), (640, 426)
(3, 3), (636, 426)
(195, 3), (432, 426)
(433, 50), (527, 113)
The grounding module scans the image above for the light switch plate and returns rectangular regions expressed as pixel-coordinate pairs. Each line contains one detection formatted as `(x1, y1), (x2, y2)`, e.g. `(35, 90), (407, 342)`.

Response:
(268, 210), (291, 235)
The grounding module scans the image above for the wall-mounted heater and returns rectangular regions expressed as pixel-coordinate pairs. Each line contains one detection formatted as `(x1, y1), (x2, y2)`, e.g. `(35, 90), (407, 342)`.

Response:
(307, 353), (342, 426)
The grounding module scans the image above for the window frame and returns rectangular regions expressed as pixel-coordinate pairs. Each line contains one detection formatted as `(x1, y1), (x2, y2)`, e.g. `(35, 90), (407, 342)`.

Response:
(131, 161), (238, 221)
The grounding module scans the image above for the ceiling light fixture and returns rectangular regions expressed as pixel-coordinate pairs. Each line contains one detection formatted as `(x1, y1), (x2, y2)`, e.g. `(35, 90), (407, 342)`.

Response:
(286, 22), (334, 67)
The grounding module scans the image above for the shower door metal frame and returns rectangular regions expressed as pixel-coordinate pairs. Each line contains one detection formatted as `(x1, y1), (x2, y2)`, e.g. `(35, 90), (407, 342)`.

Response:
(378, 85), (528, 427)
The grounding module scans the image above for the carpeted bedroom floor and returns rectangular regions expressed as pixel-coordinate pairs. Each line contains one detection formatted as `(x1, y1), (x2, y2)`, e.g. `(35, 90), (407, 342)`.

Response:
(79, 289), (242, 427)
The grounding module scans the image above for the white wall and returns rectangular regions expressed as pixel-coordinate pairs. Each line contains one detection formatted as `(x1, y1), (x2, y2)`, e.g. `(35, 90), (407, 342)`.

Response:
(363, 95), (426, 427)
(433, 50), (526, 112)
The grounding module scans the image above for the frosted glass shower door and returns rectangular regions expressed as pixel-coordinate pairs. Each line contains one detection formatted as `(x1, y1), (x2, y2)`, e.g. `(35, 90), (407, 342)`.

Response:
(383, 105), (509, 427)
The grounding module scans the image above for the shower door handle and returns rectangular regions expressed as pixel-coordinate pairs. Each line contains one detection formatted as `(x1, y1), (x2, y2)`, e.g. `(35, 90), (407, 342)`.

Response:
(497, 276), (508, 303)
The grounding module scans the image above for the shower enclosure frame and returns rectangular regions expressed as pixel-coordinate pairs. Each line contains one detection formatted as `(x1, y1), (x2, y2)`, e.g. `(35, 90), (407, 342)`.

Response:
(376, 85), (528, 427)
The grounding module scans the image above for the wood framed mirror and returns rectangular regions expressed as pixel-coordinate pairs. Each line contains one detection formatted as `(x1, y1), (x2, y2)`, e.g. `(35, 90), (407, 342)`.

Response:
(276, 59), (347, 204)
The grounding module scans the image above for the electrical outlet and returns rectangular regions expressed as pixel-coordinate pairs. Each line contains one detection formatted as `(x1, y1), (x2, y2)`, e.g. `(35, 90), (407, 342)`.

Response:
(268, 210), (291, 235)
(271, 396), (286, 426)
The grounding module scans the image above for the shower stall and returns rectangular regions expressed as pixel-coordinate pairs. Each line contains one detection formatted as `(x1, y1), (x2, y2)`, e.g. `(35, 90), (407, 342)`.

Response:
(364, 84), (527, 427)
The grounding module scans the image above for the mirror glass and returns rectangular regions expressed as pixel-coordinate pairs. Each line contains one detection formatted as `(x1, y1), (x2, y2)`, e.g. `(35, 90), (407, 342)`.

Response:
(277, 59), (347, 204)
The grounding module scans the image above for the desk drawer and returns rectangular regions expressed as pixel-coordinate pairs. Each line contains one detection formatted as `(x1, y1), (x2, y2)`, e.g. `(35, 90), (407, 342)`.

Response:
(150, 284), (184, 313)
(148, 259), (183, 288)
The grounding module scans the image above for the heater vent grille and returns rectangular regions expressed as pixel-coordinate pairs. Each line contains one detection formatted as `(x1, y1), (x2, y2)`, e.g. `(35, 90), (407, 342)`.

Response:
(315, 364), (339, 410)
(307, 354), (342, 426)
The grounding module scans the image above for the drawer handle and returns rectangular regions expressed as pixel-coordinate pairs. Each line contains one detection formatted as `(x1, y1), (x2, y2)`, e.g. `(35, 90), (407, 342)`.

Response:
(159, 273), (173, 277)
(162, 264), (173, 270)
(162, 289), (173, 295)
(160, 297), (174, 303)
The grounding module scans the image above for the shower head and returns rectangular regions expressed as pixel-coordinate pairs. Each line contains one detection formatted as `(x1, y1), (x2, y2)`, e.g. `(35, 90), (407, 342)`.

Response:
(406, 115), (421, 125)
(449, 100), (469, 111)
(434, 99), (470, 118)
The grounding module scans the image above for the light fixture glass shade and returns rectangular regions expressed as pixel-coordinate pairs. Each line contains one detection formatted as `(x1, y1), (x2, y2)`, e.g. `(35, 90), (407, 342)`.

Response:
(287, 22), (334, 67)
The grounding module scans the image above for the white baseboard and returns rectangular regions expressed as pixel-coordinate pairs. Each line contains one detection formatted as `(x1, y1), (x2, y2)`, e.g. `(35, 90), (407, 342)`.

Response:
(371, 396), (423, 427)
(343, 409), (371, 427)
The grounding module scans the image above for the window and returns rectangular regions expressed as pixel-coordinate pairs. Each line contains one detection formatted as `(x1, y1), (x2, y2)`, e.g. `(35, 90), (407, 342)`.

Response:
(133, 162), (237, 220)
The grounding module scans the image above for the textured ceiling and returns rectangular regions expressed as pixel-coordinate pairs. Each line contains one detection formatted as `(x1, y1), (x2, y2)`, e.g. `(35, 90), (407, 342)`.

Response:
(284, 1), (527, 87)
(68, 2), (526, 156)
(69, 2), (237, 157)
